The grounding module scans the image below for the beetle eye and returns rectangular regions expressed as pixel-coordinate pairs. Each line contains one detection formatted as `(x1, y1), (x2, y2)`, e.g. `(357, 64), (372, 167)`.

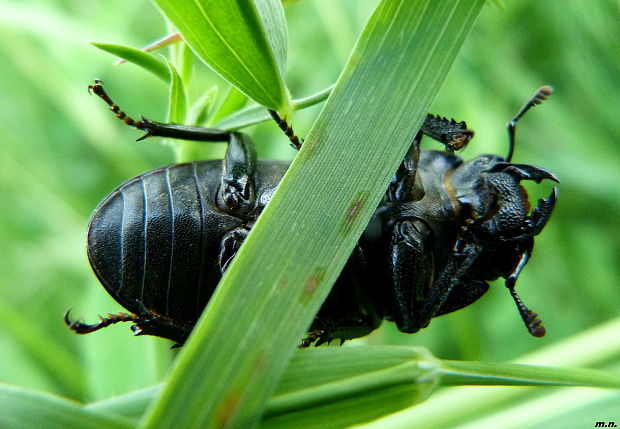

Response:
(474, 158), (488, 167)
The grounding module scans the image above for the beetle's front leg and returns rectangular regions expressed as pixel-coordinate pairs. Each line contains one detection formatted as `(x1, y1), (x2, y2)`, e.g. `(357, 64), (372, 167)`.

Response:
(386, 132), (423, 203)
(421, 114), (474, 152)
(387, 114), (473, 204)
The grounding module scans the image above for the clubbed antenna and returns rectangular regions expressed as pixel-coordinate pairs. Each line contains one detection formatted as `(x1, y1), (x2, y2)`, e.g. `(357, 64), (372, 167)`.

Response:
(269, 109), (302, 150)
(506, 86), (553, 162)
(507, 285), (546, 337)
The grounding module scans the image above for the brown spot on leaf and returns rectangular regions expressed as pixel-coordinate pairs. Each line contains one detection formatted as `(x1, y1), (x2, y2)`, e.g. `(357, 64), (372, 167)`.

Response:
(277, 278), (288, 291)
(341, 191), (369, 235)
(300, 267), (326, 304)
(254, 353), (267, 371)
(215, 390), (241, 427)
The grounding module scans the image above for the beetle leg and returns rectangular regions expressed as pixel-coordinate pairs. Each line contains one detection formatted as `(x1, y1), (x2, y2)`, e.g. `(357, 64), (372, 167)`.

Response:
(299, 329), (326, 348)
(217, 132), (257, 214)
(218, 227), (250, 272)
(310, 244), (382, 344)
(435, 280), (489, 316)
(88, 80), (260, 215)
(421, 114), (474, 152)
(416, 242), (482, 330)
(387, 219), (436, 333)
(504, 251), (546, 337)
(65, 310), (138, 334)
(88, 80), (233, 142)
(386, 132), (423, 203)
(268, 110), (303, 150)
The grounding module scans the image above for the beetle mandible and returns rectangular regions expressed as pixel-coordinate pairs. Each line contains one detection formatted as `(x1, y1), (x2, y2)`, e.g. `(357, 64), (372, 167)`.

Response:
(66, 81), (558, 347)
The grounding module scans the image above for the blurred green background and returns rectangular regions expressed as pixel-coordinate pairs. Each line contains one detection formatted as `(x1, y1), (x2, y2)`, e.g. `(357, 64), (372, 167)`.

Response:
(0, 0), (619, 419)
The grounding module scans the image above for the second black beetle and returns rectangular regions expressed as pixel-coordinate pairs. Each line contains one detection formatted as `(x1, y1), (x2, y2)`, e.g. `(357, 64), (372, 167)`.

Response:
(67, 82), (558, 346)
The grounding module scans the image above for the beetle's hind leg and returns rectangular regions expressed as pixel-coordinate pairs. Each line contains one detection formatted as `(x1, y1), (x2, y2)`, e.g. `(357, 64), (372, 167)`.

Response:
(88, 80), (258, 215)
(88, 79), (232, 142)
(65, 309), (138, 335)
(268, 109), (303, 150)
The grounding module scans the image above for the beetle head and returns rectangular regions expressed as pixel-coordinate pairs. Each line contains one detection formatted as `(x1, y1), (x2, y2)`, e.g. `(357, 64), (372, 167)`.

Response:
(447, 155), (558, 338)
(450, 155), (559, 242)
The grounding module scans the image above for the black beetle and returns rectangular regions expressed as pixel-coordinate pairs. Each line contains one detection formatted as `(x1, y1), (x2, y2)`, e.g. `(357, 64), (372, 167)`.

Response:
(66, 81), (558, 346)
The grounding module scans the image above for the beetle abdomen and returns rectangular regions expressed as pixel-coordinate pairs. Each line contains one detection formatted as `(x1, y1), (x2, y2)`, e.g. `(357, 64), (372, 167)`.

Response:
(87, 161), (243, 322)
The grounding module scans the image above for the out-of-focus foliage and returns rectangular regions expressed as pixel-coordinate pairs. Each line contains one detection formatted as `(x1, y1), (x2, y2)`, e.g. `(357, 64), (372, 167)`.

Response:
(0, 0), (618, 425)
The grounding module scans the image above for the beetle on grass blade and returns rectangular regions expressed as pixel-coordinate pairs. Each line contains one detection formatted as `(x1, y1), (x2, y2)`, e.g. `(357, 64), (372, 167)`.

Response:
(66, 81), (558, 347)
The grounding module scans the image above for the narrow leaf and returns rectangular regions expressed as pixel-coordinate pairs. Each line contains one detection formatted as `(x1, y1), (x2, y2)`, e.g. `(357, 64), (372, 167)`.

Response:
(188, 86), (218, 126)
(87, 385), (162, 420)
(139, 1), (484, 429)
(165, 60), (187, 123)
(253, 0), (288, 78)
(91, 42), (169, 82)
(151, 0), (289, 110)
(439, 360), (620, 388)
(0, 383), (134, 429)
(208, 85), (248, 126)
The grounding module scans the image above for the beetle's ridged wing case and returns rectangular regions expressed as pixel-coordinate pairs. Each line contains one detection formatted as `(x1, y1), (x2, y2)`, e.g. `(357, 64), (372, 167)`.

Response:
(87, 161), (243, 323)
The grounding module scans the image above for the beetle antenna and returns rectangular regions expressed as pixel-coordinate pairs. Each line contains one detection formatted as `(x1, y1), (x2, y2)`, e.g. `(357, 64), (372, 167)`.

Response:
(65, 309), (139, 335)
(268, 109), (302, 150)
(507, 286), (546, 338)
(506, 86), (553, 163)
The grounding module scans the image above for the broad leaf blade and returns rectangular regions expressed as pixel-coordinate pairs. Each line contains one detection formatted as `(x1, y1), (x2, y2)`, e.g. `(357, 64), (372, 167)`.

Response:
(254, 0), (288, 79)
(139, 1), (484, 428)
(152, 0), (289, 110)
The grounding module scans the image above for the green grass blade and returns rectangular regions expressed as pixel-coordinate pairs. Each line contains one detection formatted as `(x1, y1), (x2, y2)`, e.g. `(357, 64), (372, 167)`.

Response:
(439, 360), (620, 388)
(82, 345), (620, 427)
(0, 383), (135, 429)
(0, 300), (86, 398)
(86, 385), (162, 420)
(151, 0), (289, 110)
(91, 42), (169, 82)
(188, 86), (218, 125)
(139, 1), (484, 428)
(208, 85), (248, 126)
(355, 318), (620, 429)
